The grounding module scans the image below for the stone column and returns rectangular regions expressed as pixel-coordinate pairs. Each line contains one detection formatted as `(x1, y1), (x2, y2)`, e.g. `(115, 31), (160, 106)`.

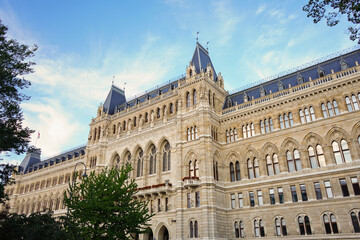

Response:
(313, 105), (323, 120)
(272, 114), (280, 130)
(156, 151), (162, 183)
(254, 121), (261, 136)
(292, 111), (301, 125)
(278, 154), (288, 173)
(338, 95), (348, 114)
(300, 150), (311, 169)
(259, 157), (267, 177)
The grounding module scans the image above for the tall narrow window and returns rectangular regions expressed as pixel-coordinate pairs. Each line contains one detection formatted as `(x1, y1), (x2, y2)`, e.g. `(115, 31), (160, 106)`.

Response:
(327, 102), (334, 116)
(257, 190), (263, 206)
(194, 126), (198, 139)
(189, 161), (194, 177)
(247, 124), (251, 138)
(346, 96), (353, 111)
(324, 180), (333, 198)
(324, 215), (331, 234)
(278, 187), (284, 204)
(333, 139), (352, 164)
(191, 127), (194, 140)
(187, 193), (191, 208)
(231, 193), (236, 209)
(226, 130), (230, 143)
(195, 192), (200, 207)
(294, 150), (302, 171)
(243, 125), (247, 139)
(248, 159), (254, 179)
(310, 106), (316, 121)
(186, 92), (190, 108)
(190, 221), (194, 238)
(322, 103), (328, 118)
(286, 151), (295, 172)
(260, 120), (264, 134)
(187, 128), (191, 141)
(193, 90), (197, 105)
(136, 150), (143, 178)
(333, 100), (340, 115)
(339, 178), (350, 197)
(291, 185), (298, 202)
(259, 220), (265, 237)
(230, 163), (235, 182)
(240, 221), (245, 238)
(351, 212), (360, 233)
(238, 193), (243, 208)
(352, 94), (359, 110)
(234, 128), (237, 140)
(300, 184), (308, 201)
(234, 221), (240, 238)
(289, 112), (294, 126)
(194, 160), (198, 177)
(254, 220), (259, 237)
(163, 142), (171, 172)
(235, 161), (241, 181)
(251, 123), (255, 136)
(213, 160), (218, 181)
(269, 188), (275, 205)
(254, 158), (260, 178)
(149, 146), (156, 175)
(230, 129), (234, 142)
(279, 115), (284, 129)
(249, 191), (255, 207)
(314, 182), (322, 200)
(275, 218), (281, 236)
(266, 155), (273, 176)
(265, 119), (269, 133)
(298, 217), (305, 235)
(304, 216), (312, 235)
(351, 177), (360, 195)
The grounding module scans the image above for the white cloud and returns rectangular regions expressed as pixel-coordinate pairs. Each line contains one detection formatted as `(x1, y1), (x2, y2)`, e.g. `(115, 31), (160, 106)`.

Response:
(22, 100), (82, 158)
(256, 4), (266, 15)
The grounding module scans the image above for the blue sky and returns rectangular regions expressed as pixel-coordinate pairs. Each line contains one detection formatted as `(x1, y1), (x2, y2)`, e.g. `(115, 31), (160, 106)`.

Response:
(0, 0), (356, 164)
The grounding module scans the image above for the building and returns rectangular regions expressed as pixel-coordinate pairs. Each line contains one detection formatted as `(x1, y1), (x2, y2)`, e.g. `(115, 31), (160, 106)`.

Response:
(4, 42), (360, 240)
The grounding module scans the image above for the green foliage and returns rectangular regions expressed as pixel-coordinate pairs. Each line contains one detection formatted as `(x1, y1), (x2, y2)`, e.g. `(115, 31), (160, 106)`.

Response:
(303, 0), (360, 43)
(0, 211), (69, 240)
(64, 164), (154, 240)
(0, 19), (37, 155)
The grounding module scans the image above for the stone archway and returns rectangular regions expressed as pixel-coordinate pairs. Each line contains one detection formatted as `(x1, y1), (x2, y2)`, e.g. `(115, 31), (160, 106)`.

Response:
(158, 225), (169, 240)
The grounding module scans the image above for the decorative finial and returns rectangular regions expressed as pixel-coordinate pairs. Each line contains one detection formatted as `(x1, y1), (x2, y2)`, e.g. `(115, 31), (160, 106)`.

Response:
(124, 82), (126, 91)
(196, 32), (199, 42)
(206, 41), (209, 50)
(112, 75), (115, 85)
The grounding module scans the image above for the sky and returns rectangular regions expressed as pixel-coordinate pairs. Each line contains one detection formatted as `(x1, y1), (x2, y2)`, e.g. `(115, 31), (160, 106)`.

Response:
(0, 0), (356, 165)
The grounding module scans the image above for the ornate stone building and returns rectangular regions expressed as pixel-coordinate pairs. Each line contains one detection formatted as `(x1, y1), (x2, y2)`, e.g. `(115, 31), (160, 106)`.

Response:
(4, 43), (360, 239)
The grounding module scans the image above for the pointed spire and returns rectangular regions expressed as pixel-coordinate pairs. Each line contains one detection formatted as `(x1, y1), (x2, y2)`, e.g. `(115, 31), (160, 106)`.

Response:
(190, 42), (217, 81)
(103, 85), (126, 115)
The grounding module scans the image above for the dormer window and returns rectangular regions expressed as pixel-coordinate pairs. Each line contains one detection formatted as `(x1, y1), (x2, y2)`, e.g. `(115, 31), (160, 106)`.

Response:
(297, 73), (304, 85)
(340, 57), (349, 70)
(147, 95), (151, 100)
(243, 92), (249, 102)
(227, 98), (232, 108)
(260, 87), (266, 97)
(278, 81), (284, 91)
(317, 65), (325, 78)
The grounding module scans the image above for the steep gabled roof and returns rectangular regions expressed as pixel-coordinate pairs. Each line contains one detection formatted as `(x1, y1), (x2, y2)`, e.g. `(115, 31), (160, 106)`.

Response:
(191, 42), (217, 81)
(103, 84), (126, 115)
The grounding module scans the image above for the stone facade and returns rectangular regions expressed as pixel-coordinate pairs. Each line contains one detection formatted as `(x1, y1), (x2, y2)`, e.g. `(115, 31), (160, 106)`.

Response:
(3, 43), (360, 240)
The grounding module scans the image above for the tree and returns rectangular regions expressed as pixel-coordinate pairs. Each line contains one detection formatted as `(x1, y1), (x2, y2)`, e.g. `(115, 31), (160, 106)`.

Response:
(303, 0), (360, 43)
(0, 20), (37, 203)
(64, 164), (154, 240)
(0, 211), (69, 240)
(0, 20), (37, 155)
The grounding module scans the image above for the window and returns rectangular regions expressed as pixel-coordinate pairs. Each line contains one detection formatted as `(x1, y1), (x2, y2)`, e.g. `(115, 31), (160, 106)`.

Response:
(165, 198), (169, 211)
(186, 92), (190, 107)
(291, 185), (298, 202)
(300, 109), (305, 123)
(235, 161), (241, 181)
(324, 180), (333, 198)
(190, 220), (198, 238)
(298, 216), (312, 235)
(162, 142), (171, 172)
(248, 158), (260, 179)
(258, 220), (265, 237)
(231, 194), (236, 209)
(234, 220), (245, 238)
(278, 187), (284, 204)
(189, 161), (194, 177)
(213, 160), (219, 181)
(266, 154), (280, 176)
(308, 145), (326, 169)
(340, 178), (350, 197)
(332, 139), (352, 164)
(275, 217), (287, 236)
(187, 128), (191, 141)
(170, 103), (174, 114)
(193, 90), (197, 105)
(314, 182), (322, 200)
(280, 113), (293, 129)
(226, 130), (230, 143)
(230, 129), (234, 142)
(351, 177), (360, 195)
(238, 193), (243, 208)
(194, 126), (198, 139)
(300, 184), (308, 201)
(249, 191), (255, 207)
(350, 212), (360, 233)
(287, 150), (302, 172)
(323, 214), (338, 234)
(195, 192), (200, 207)
(234, 128), (237, 140)
(346, 96), (353, 111)
(254, 220), (260, 237)
(187, 193), (191, 208)
(149, 146), (156, 175)
(234, 221), (240, 238)
(310, 106), (316, 121)
(158, 199), (161, 212)
(269, 189), (275, 205)
(242, 125), (247, 139)
(257, 190), (263, 206)
(251, 123), (255, 136)
(136, 150), (143, 178)
(230, 163), (235, 182)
